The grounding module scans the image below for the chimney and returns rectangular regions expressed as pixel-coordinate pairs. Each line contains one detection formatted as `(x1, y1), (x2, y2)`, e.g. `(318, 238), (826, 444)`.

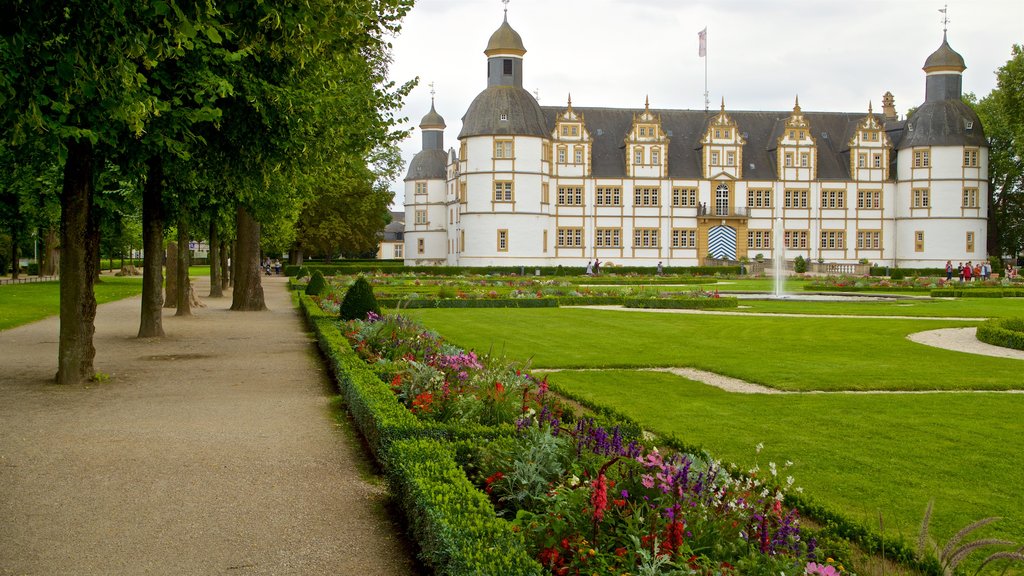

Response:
(881, 91), (897, 121)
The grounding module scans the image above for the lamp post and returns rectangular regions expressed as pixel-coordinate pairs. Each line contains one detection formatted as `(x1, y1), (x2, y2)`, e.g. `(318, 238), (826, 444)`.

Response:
(32, 229), (38, 275)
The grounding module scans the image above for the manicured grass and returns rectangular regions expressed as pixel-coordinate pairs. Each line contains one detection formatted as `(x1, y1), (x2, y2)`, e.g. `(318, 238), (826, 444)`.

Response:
(731, 296), (1024, 318)
(549, 369), (1024, 565)
(403, 308), (1021, 391)
(0, 277), (144, 330)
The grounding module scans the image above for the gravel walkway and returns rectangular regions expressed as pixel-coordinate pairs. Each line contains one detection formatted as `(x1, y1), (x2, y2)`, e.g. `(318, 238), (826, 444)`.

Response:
(0, 276), (417, 576)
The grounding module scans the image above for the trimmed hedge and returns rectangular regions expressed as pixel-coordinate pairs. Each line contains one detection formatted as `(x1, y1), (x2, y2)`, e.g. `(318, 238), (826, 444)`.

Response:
(378, 298), (559, 309)
(339, 276), (381, 321)
(804, 284), (932, 293)
(623, 296), (739, 309)
(870, 267), (946, 278)
(930, 288), (1024, 298)
(387, 439), (543, 575)
(976, 317), (1024, 351)
(304, 270), (327, 296)
(287, 263), (740, 278)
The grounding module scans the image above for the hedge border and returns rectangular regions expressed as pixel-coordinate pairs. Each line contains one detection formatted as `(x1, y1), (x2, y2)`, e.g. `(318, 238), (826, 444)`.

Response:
(975, 317), (1024, 351)
(930, 288), (1024, 298)
(287, 263), (740, 277)
(623, 296), (739, 309)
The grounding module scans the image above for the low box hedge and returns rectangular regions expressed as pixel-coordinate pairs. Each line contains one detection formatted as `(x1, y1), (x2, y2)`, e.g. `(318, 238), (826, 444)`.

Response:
(378, 297), (558, 309)
(387, 438), (543, 576)
(803, 284), (932, 293)
(929, 288), (1024, 298)
(287, 263), (740, 278)
(976, 317), (1024, 351)
(623, 296), (739, 309)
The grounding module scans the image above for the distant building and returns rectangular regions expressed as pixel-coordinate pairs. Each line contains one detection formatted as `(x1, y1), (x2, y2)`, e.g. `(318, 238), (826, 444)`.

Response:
(377, 211), (405, 260)
(404, 16), (986, 268)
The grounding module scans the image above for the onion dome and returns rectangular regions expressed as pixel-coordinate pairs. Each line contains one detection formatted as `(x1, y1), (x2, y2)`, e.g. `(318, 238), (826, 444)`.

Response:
(419, 102), (446, 130)
(923, 33), (966, 73)
(485, 16), (526, 57)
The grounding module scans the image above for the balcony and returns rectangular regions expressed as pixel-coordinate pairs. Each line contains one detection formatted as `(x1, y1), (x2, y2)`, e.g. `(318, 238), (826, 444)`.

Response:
(697, 205), (748, 219)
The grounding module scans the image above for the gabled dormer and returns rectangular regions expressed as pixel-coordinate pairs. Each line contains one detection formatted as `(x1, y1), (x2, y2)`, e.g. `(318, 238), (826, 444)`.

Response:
(701, 99), (746, 179)
(848, 102), (891, 181)
(776, 96), (817, 181)
(626, 97), (669, 178)
(552, 95), (592, 176)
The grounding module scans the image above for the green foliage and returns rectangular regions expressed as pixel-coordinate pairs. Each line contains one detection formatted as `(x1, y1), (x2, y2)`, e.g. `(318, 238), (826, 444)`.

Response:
(916, 500), (1024, 576)
(624, 296), (739, 309)
(976, 317), (1024, 350)
(304, 270), (327, 296)
(793, 255), (807, 273)
(339, 276), (380, 321)
(930, 288), (1024, 298)
(380, 298), (558, 309)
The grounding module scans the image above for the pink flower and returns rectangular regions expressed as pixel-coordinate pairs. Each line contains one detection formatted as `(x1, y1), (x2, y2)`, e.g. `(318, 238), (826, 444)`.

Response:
(805, 562), (840, 576)
(641, 474), (655, 489)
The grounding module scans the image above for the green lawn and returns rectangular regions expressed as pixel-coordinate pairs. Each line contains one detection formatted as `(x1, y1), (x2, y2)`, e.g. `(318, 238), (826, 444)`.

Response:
(548, 369), (1024, 560)
(729, 296), (1024, 318)
(0, 277), (144, 330)
(404, 308), (1020, 390)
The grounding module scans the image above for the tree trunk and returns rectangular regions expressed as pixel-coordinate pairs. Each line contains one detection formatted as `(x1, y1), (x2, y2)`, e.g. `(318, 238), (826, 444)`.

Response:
(138, 157), (165, 337)
(220, 239), (231, 291)
(175, 214), (192, 316)
(9, 223), (18, 279)
(56, 140), (97, 384)
(42, 227), (59, 276)
(230, 205), (266, 311)
(165, 241), (178, 307)
(208, 216), (222, 297)
(292, 247), (304, 266)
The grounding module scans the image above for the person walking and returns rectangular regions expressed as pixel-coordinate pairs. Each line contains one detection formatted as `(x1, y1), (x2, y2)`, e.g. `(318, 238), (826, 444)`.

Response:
(594, 259), (601, 275)
(945, 260), (953, 281)
(657, 261), (663, 276)
(958, 262), (964, 281)
(585, 260), (593, 276)
(964, 261), (973, 282)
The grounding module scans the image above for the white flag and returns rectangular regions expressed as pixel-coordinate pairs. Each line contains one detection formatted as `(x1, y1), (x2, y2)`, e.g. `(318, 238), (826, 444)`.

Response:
(698, 27), (707, 57)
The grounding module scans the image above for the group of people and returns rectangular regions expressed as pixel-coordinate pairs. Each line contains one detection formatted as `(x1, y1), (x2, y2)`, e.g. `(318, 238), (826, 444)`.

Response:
(263, 257), (282, 276)
(945, 260), (1009, 282)
(584, 259), (601, 276)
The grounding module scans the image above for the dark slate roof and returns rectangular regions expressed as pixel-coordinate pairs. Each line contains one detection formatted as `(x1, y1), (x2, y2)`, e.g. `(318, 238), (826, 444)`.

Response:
(539, 106), (881, 181)
(404, 149), (448, 181)
(459, 86), (548, 138)
(897, 100), (985, 149)
(924, 34), (966, 71)
(420, 102), (446, 129)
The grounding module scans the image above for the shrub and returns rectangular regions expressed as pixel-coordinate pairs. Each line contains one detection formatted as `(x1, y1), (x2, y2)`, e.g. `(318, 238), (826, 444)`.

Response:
(304, 270), (327, 296)
(976, 317), (1024, 351)
(794, 255), (807, 273)
(339, 276), (381, 320)
(624, 296), (739, 309)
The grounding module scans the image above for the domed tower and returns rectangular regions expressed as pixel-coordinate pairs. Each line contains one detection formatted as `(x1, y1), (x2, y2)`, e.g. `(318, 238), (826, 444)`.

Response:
(894, 34), (987, 267)
(456, 14), (552, 266)
(404, 100), (449, 265)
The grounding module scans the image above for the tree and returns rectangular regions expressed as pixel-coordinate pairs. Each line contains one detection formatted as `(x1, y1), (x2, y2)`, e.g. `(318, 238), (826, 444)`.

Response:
(969, 45), (1024, 260)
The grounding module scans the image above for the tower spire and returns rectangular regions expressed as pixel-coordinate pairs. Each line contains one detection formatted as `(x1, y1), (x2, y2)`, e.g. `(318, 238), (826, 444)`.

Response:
(502, 0), (509, 20)
(939, 4), (949, 34)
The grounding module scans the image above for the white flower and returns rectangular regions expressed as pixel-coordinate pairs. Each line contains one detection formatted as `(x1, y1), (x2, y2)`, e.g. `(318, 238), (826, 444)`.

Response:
(786, 476), (795, 487)
(569, 475), (580, 487)
(755, 442), (764, 454)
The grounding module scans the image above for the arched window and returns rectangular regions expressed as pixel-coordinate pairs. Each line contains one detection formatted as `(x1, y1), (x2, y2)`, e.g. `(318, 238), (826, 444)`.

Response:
(715, 184), (730, 216)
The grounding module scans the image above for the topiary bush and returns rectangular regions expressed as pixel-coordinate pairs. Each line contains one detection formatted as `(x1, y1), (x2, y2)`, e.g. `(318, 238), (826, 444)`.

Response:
(793, 255), (807, 273)
(340, 276), (381, 320)
(304, 270), (327, 296)
(976, 317), (1024, 351)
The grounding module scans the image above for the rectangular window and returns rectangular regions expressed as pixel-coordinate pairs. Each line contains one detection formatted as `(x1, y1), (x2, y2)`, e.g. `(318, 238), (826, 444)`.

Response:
(747, 188), (772, 208)
(821, 189), (846, 209)
(595, 227), (622, 248)
(493, 181), (514, 202)
(394, 244), (403, 258)
(857, 190), (881, 209)
(856, 230), (882, 250)
(557, 146), (567, 163)
(966, 231), (975, 252)
(858, 153), (867, 168)
(633, 187), (660, 206)
(962, 187), (979, 208)
(710, 151), (720, 165)
(414, 209), (427, 224)
(819, 230), (846, 250)
(726, 151), (736, 166)
(541, 183), (549, 204)
(784, 189), (808, 208)
(651, 148), (660, 165)
(459, 182), (467, 203)
(494, 139), (514, 159)
(596, 187), (622, 206)
(460, 230), (464, 252)
(672, 187), (698, 207)
(634, 148), (644, 165)
(671, 228), (697, 248)
(542, 230), (548, 253)
(747, 230), (772, 250)
(633, 228), (660, 248)
(556, 227), (583, 248)
(784, 152), (794, 167)
(497, 229), (508, 252)
(415, 182), (427, 195)
(915, 230), (924, 252)
(783, 230), (808, 249)
(557, 186), (584, 206)
(417, 238), (425, 254)
(873, 153), (883, 168)
(964, 148), (979, 167)
(913, 148), (931, 168)
(574, 147), (584, 164)
(800, 152), (809, 167)
(912, 188), (930, 208)
(542, 142), (552, 163)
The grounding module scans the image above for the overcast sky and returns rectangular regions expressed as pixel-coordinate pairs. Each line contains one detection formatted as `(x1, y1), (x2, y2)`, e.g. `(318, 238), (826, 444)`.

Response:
(385, 0), (1023, 205)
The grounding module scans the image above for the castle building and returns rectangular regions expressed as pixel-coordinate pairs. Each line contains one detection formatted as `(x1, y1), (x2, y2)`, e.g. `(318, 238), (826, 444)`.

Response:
(404, 16), (987, 269)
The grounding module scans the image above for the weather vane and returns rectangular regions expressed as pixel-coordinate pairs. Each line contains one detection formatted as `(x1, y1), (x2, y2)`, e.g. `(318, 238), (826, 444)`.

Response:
(502, 0), (510, 17)
(939, 4), (949, 33)
(429, 81), (436, 101)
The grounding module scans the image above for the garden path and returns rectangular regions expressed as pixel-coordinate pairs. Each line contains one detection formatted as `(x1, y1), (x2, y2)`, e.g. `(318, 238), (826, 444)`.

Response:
(0, 276), (417, 576)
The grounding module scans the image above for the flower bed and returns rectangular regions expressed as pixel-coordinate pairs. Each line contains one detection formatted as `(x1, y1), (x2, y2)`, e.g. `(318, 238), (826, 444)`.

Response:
(930, 288), (1024, 298)
(624, 296), (739, 310)
(976, 317), (1024, 351)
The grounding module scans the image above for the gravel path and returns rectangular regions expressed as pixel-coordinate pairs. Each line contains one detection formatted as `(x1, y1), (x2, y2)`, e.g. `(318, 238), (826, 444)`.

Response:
(0, 276), (417, 576)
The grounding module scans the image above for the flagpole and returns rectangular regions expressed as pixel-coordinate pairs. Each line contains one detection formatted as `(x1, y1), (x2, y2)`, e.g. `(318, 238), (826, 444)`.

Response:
(704, 46), (709, 112)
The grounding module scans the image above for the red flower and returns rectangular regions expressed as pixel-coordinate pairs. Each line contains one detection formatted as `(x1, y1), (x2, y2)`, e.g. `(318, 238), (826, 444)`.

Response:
(411, 392), (433, 414)
(484, 471), (504, 494)
(590, 473), (608, 522)
(390, 374), (402, 388)
(615, 547), (628, 557)
(495, 381), (505, 393)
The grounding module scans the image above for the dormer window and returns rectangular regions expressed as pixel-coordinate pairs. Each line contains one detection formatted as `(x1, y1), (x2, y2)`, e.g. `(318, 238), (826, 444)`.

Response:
(500, 113), (508, 121)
